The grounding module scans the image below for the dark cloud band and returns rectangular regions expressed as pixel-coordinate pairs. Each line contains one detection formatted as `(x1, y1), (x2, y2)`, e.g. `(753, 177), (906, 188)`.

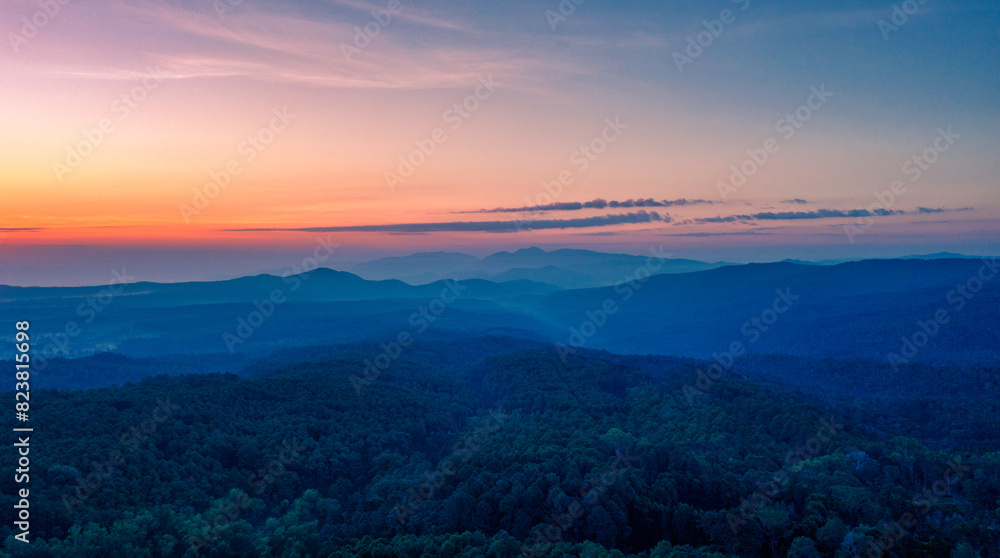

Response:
(692, 208), (904, 224)
(462, 198), (713, 214)
(229, 211), (667, 233)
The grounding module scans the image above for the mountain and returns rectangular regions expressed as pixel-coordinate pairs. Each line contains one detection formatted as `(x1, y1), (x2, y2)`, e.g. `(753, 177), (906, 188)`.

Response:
(344, 251), (480, 282)
(536, 257), (1000, 364)
(346, 247), (728, 288)
(0, 269), (561, 361)
(901, 252), (981, 260)
(4, 257), (997, 367)
(0, 268), (558, 308)
(4, 257), (999, 556)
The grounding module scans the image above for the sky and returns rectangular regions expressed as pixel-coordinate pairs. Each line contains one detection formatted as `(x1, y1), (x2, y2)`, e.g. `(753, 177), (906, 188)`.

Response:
(1, 0), (998, 285)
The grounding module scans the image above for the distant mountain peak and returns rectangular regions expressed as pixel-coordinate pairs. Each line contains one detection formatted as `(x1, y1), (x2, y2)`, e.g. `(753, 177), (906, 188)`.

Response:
(507, 247), (547, 256)
(901, 252), (976, 260)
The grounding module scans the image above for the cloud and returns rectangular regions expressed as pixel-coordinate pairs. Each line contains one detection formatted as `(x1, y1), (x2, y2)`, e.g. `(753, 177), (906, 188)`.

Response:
(229, 211), (667, 233)
(754, 209), (902, 220)
(918, 207), (974, 214)
(326, 0), (470, 32)
(464, 198), (713, 214)
(609, 198), (710, 208)
(662, 231), (774, 237)
(783, 198), (809, 204)
(692, 208), (904, 224)
(8, 0), (566, 92)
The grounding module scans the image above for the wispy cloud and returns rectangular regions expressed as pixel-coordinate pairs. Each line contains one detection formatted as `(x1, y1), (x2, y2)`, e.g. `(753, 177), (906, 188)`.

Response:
(460, 198), (714, 214)
(325, 0), (470, 32)
(688, 208), (904, 224)
(662, 231), (774, 237)
(918, 207), (974, 214)
(7, 0), (565, 91)
(228, 211), (667, 233)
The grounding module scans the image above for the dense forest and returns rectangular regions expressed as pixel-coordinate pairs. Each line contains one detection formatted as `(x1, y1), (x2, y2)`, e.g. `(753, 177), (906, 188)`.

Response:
(1, 336), (997, 557)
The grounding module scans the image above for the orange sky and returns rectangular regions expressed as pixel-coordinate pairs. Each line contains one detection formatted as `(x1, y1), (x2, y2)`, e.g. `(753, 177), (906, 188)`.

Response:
(0, 0), (997, 284)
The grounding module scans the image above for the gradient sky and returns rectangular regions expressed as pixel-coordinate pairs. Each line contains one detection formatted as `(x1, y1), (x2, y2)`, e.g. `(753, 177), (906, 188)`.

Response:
(1, 0), (998, 285)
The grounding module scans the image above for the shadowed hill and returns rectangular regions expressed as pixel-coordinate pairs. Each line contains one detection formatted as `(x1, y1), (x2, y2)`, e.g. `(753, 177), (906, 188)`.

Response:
(537, 258), (1000, 363)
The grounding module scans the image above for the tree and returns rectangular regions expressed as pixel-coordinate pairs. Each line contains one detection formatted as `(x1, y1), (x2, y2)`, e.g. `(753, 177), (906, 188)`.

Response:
(757, 506), (791, 556)
(788, 536), (822, 558)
